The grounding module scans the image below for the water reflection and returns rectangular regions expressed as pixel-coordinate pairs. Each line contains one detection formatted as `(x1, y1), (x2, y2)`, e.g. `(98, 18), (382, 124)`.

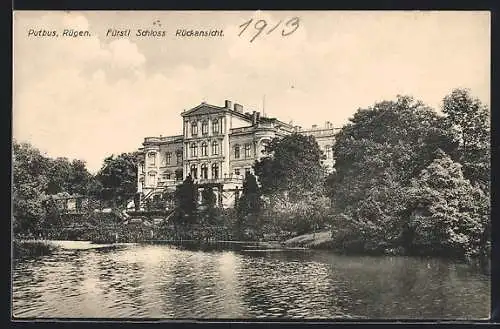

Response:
(12, 243), (490, 319)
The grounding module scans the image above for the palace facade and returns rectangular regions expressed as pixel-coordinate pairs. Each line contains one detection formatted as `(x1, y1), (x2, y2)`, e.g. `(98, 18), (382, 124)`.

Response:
(137, 100), (338, 208)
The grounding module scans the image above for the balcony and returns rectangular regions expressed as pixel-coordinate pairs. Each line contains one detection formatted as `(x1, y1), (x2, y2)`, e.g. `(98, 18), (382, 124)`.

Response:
(230, 126), (255, 134)
(144, 135), (183, 144)
(158, 179), (182, 188)
(302, 128), (339, 138)
(193, 175), (244, 186)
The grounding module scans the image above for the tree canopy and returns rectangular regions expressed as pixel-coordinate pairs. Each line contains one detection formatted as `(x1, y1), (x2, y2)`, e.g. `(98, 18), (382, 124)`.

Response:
(328, 92), (490, 258)
(254, 133), (326, 199)
(442, 88), (490, 189)
(95, 152), (138, 206)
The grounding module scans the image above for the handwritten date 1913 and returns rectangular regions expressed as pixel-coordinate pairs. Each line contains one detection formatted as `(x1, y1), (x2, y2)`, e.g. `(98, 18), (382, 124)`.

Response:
(238, 17), (300, 43)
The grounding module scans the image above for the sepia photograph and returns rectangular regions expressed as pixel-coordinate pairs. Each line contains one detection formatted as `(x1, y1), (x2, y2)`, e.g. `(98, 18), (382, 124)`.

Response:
(12, 10), (491, 320)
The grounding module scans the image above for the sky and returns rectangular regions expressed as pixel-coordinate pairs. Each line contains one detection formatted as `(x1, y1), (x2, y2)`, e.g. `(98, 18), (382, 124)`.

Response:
(13, 11), (490, 173)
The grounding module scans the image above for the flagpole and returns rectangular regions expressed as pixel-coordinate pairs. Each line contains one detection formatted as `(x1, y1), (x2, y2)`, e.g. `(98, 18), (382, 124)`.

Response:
(262, 94), (266, 117)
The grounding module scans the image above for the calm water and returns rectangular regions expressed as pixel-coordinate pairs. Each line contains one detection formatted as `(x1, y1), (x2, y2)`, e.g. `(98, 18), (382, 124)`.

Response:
(12, 241), (490, 319)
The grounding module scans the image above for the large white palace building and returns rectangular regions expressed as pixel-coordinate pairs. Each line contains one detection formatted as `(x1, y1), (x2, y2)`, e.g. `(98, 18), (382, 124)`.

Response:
(137, 100), (338, 208)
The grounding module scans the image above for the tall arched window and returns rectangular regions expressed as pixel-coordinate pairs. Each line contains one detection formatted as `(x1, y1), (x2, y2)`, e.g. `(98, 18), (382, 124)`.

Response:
(201, 163), (208, 179)
(244, 144), (251, 158)
(212, 141), (219, 155)
(148, 172), (157, 186)
(201, 142), (208, 156)
(234, 144), (240, 159)
(260, 139), (271, 155)
(190, 143), (198, 157)
(176, 150), (183, 165)
(212, 163), (219, 179)
(191, 121), (198, 136)
(190, 164), (198, 179)
(148, 152), (156, 166)
(212, 118), (219, 134)
(325, 146), (332, 159)
(202, 120), (208, 135)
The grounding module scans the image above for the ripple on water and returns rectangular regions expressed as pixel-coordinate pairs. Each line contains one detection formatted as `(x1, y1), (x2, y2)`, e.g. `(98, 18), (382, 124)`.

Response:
(11, 244), (490, 319)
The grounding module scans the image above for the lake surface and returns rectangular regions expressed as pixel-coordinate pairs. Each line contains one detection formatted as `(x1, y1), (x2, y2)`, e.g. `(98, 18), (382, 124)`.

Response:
(12, 241), (490, 319)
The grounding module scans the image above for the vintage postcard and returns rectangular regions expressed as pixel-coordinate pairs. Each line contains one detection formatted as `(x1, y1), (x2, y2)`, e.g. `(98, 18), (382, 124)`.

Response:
(12, 10), (491, 320)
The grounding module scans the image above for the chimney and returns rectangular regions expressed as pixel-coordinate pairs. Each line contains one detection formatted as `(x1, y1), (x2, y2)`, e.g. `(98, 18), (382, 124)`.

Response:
(225, 100), (232, 109)
(325, 121), (331, 128)
(234, 103), (243, 113)
(256, 112), (261, 122)
(252, 111), (257, 124)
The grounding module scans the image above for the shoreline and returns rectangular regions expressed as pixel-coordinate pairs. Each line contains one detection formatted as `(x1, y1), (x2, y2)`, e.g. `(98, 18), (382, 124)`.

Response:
(12, 236), (490, 268)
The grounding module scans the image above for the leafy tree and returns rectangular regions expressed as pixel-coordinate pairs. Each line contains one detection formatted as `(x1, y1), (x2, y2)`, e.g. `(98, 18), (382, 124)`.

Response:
(68, 159), (96, 195)
(173, 175), (198, 231)
(42, 196), (63, 229)
(46, 157), (72, 194)
(405, 151), (489, 258)
(442, 88), (490, 188)
(236, 173), (262, 239)
(442, 88), (489, 153)
(46, 158), (96, 195)
(199, 186), (218, 236)
(330, 96), (456, 209)
(12, 141), (50, 235)
(254, 133), (326, 200)
(95, 152), (138, 207)
(328, 96), (458, 253)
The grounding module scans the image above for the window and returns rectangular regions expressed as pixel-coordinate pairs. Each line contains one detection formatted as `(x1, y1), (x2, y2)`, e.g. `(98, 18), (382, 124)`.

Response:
(201, 142), (208, 156)
(212, 118), (219, 134)
(166, 152), (172, 165)
(140, 162), (144, 173)
(212, 163), (219, 179)
(201, 163), (208, 179)
(212, 141), (219, 155)
(148, 152), (156, 166)
(165, 173), (171, 180)
(325, 146), (332, 159)
(260, 139), (271, 156)
(244, 144), (251, 158)
(190, 143), (198, 157)
(245, 168), (251, 176)
(191, 121), (198, 136)
(234, 145), (240, 159)
(190, 164), (198, 179)
(234, 169), (240, 176)
(176, 151), (183, 165)
(148, 172), (156, 185)
(202, 120), (208, 135)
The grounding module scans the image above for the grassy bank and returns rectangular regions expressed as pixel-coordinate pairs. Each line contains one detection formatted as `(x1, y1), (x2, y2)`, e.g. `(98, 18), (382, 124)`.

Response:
(13, 240), (58, 259)
(282, 231), (333, 249)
